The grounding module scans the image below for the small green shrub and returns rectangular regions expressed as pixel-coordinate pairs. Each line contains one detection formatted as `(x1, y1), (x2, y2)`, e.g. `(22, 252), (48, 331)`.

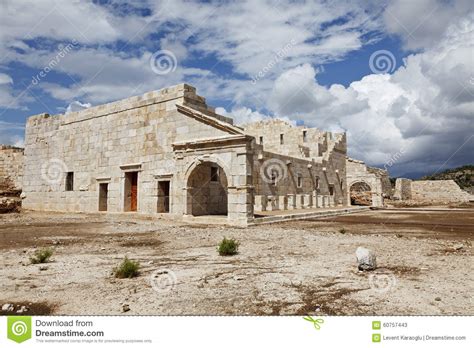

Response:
(30, 248), (53, 264)
(217, 237), (239, 256)
(339, 228), (347, 234)
(114, 257), (140, 278)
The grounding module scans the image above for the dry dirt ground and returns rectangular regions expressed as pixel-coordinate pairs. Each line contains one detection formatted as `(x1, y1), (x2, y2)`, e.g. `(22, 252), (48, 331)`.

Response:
(0, 209), (473, 316)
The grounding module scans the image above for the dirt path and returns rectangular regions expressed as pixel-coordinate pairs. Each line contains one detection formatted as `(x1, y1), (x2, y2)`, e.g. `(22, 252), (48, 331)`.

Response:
(0, 210), (472, 316)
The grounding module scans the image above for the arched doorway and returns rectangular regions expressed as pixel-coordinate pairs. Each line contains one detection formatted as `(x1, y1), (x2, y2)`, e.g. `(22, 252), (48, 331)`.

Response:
(350, 181), (372, 206)
(187, 161), (228, 216)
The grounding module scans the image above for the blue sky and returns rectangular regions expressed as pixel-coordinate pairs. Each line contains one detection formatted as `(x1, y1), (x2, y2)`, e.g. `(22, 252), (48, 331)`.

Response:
(0, 0), (472, 177)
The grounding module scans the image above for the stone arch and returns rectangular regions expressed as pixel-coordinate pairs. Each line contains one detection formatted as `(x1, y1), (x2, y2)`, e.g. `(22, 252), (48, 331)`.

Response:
(184, 157), (230, 216)
(349, 181), (372, 206)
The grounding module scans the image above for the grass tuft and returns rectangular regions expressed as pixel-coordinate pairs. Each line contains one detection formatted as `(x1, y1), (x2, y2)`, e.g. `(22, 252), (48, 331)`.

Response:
(30, 248), (53, 264)
(217, 237), (239, 256)
(114, 257), (140, 278)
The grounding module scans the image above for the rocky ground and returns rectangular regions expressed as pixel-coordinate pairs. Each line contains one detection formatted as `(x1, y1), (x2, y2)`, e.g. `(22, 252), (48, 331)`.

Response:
(0, 209), (473, 316)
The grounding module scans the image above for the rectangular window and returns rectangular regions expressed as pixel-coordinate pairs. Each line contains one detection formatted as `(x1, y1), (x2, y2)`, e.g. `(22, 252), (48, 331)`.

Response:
(157, 181), (170, 213)
(280, 134), (284, 145)
(329, 185), (334, 196)
(259, 136), (263, 145)
(66, 172), (74, 191)
(315, 176), (320, 189)
(297, 175), (303, 188)
(303, 130), (307, 142)
(211, 166), (219, 182)
(98, 183), (108, 211)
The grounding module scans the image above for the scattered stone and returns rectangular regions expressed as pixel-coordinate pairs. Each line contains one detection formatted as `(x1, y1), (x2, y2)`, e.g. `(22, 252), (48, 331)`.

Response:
(233, 275), (245, 281)
(122, 304), (130, 312)
(39, 265), (48, 271)
(355, 247), (376, 271)
(435, 297), (442, 301)
(16, 306), (28, 314)
(453, 244), (464, 251)
(2, 303), (13, 311)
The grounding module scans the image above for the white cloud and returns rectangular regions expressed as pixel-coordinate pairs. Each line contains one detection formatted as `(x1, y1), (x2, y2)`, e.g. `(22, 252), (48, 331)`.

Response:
(65, 100), (91, 114)
(0, 73), (21, 109)
(383, 0), (473, 50)
(216, 106), (294, 126)
(0, 121), (24, 147)
(0, 73), (13, 85)
(263, 16), (474, 175)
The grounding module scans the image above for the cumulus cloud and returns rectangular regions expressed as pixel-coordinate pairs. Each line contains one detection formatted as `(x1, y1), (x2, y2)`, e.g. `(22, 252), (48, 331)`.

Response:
(216, 106), (294, 126)
(65, 100), (91, 114)
(0, 73), (21, 109)
(264, 17), (474, 176)
(0, 121), (24, 147)
(383, 0), (473, 50)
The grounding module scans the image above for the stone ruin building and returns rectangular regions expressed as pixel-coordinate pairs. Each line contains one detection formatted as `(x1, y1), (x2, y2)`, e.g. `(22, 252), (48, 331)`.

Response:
(0, 84), (470, 225)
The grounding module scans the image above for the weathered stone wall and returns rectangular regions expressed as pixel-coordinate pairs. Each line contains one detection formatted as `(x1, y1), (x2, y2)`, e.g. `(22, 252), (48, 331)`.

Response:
(244, 119), (346, 160)
(394, 178), (412, 200)
(411, 180), (471, 202)
(252, 138), (347, 211)
(0, 145), (24, 192)
(23, 84), (254, 225)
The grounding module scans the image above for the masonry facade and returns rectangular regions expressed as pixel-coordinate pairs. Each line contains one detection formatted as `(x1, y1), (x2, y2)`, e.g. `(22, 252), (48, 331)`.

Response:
(19, 84), (354, 226)
(0, 145), (23, 193)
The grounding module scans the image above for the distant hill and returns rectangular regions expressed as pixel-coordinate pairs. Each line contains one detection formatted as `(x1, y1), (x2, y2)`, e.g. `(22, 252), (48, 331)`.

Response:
(421, 165), (474, 193)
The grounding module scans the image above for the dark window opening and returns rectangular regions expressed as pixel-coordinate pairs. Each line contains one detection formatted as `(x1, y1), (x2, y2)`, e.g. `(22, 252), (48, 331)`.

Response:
(259, 136), (263, 145)
(158, 181), (170, 213)
(280, 134), (284, 145)
(99, 183), (108, 211)
(210, 166), (219, 182)
(297, 175), (303, 188)
(315, 176), (320, 189)
(303, 130), (307, 142)
(329, 185), (334, 196)
(66, 172), (74, 191)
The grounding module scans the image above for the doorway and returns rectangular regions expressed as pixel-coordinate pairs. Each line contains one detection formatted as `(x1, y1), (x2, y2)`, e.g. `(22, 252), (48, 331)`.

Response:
(350, 181), (372, 206)
(124, 172), (138, 212)
(99, 183), (108, 211)
(157, 181), (170, 213)
(187, 162), (228, 216)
